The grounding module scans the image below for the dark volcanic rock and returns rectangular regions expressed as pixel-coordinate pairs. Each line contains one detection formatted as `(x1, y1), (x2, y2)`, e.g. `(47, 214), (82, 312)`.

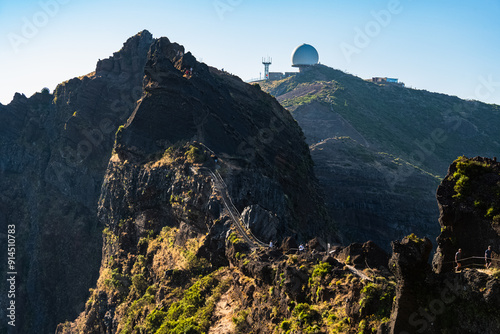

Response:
(282, 265), (309, 302)
(241, 204), (280, 242)
(386, 171), (500, 334)
(433, 156), (500, 274)
(114, 36), (335, 242)
(390, 236), (433, 281)
(337, 240), (390, 269)
(307, 236), (326, 252)
(280, 236), (298, 252)
(387, 235), (433, 334)
(0, 30), (152, 334)
(56, 34), (337, 333)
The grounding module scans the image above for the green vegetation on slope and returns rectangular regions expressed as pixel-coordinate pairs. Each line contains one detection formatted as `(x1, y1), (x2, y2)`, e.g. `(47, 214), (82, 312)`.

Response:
(260, 65), (500, 178)
(450, 156), (500, 223)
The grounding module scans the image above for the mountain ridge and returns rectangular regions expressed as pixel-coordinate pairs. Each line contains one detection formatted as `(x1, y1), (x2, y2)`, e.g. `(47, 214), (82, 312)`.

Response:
(2, 30), (500, 333)
(55, 32), (340, 334)
(0, 31), (336, 333)
(0, 30), (153, 334)
(259, 64), (500, 249)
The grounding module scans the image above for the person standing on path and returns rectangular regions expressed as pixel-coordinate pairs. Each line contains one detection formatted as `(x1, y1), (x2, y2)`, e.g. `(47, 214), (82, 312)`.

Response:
(485, 245), (493, 269)
(455, 248), (462, 271)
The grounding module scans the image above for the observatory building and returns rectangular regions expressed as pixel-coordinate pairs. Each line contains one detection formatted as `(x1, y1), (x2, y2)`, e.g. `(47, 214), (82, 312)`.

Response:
(255, 43), (319, 81)
(291, 43), (319, 72)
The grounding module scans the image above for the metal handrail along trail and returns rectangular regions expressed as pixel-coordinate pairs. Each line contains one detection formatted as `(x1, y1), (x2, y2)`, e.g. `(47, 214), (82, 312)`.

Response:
(193, 166), (266, 249)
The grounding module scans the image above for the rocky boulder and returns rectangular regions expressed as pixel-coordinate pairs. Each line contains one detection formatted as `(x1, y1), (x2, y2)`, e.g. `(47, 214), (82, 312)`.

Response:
(307, 236), (326, 252)
(337, 240), (390, 269)
(241, 204), (279, 242)
(280, 236), (298, 253)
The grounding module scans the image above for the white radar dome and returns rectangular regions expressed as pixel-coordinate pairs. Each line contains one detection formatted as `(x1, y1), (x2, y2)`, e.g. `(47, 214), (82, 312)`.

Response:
(291, 44), (319, 67)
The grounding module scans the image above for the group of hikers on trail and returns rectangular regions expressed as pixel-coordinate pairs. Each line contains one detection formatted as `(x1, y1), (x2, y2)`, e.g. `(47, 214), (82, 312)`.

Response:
(455, 245), (494, 271)
(268, 240), (306, 254)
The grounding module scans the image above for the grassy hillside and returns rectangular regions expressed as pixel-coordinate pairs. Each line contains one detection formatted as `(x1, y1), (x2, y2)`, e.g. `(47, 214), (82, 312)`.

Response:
(260, 65), (500, 248)
(261, 65), (500, 178)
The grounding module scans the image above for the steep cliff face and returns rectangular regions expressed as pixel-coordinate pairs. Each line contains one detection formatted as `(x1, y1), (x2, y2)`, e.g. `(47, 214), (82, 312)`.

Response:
(260, 65), (500, 250)
(113, 36), (332, 241)
(383, 157), (500, 334)
(433, 156), (500, 273)
(385, 234), (500, 334)
(0, 30), (152, 334)
(311, 137), (439, 247)
(56, 35), (337, 333)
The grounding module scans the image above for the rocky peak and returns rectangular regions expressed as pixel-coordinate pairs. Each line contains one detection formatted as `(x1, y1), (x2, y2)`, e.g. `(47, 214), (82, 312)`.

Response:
(114, 35), (335, 242)
(55, 33), (339, 333)
(390, 234), (433, 281)
(96, 29), (153, 79)
(142, 36), (199, 86)
(336, 240), (390, 270)
(386, 235), (432, 334)
(11, 92), (28, 103)
(0, 30), (155, 334)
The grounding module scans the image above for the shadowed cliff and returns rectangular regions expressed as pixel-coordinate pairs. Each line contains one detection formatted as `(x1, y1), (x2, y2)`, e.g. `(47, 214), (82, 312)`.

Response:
(56, 34), (338, 333)
(0, 30), (153, 334)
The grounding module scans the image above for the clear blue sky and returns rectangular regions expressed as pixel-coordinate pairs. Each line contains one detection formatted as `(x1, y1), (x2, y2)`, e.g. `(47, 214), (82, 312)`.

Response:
(1, 0), (499, 105)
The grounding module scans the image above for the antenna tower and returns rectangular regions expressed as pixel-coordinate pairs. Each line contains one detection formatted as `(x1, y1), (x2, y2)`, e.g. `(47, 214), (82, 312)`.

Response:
(262, 57), (272, 80)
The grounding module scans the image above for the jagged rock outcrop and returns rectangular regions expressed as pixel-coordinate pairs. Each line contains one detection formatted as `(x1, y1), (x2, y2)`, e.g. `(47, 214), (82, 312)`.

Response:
(385, 233), (500, 334)
(387, 235), (433, 333)
(433, 156), (500, 273)
(0, 30), (152, 334)
(113, 36), (333, 242)
(56, 34), (337, 333)
(384, 158), (500, 334)
(336, 240), (390, 270)
(241, 205), (280, 242)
